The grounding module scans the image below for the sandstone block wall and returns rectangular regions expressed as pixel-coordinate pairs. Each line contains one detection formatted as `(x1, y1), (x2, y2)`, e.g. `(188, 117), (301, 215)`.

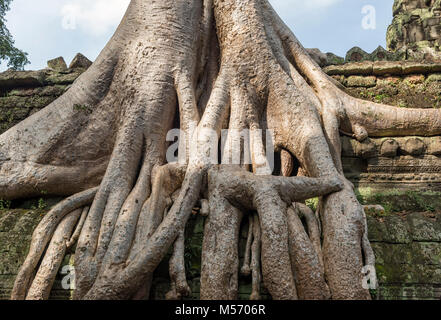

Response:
(325, 61), (441, 192)
(368, 211), (441, 300)
(0, 209), (71, 299)
(387, 0), (441, 57)
(1, 208), (440, 300)
(0, 55), (89, 135)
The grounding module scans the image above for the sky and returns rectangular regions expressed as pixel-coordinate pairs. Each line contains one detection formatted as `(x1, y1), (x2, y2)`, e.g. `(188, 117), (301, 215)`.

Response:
(3, 0), (394, 71)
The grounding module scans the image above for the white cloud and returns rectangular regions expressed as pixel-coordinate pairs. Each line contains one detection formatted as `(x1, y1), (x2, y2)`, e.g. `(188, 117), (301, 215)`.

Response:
(269, 0), (343, 14)
(61, 0), (130, 36)
(4, 0), (390, 71)
(59, 0), (339, 36)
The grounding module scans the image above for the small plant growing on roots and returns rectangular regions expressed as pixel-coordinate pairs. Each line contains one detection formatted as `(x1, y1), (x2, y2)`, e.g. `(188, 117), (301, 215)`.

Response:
(4, 0), (441, 300)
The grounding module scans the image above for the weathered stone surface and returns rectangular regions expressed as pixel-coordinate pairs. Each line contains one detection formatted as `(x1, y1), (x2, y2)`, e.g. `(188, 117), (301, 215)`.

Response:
(0, 70), (45, 89)
(0, 209), (80, 300)
(47, 57), (67, 72)
(373, 61), (403, 75)
(408, 213), (441, 241)
(306, 48), (328, 67)
(387, 0), (441, 62)
(0, 210), (41, 295)
(346, 75), (377, 87)
(346, 47), (371, 63)
(377, 76), (402, 86)
(0, 67), (84, 134)
(0, 207), (439, 300)
(44, 69), (83, 85)
(341, 136), (376, 158)
(400, 137), (426, 155)
(304, 49), (345, 67)
(367, 215), (388, 242)
(380, 139), (400, 157)
(326, 52), (345, 65)
(324, 61), (441, 77)
(427, 136), (441, 154)
(427, 72), (441, 81)
(337, 46), (406, 64)
(340, 135), (441, 191)
(371, 46), (393, 61)
(402, 62), (434, 74)
(385, 215), (412, 244)
(324, 62), (373, 76)
(367, 209), (441, 300)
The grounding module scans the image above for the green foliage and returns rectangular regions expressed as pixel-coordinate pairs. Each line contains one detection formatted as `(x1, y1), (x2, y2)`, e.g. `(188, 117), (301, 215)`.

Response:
(397, 100), (408, 108)
(369, 288), (378, 300)
(306, 197), (319, 211)
(0, 0), (29, 70)
(31, 198), (47, 211)
(374, 94), (389, 103)
(434, 94), (441, 108)
(38, 198), (46, 210)
(356, 187), (440, 214)
(358, 90), (375, 99)
(0, 198), (10, 210)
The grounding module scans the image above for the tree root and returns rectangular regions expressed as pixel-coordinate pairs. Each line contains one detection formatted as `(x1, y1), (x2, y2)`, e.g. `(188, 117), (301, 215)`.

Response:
(240, 213), (262, 300)
(67, 206), (89, 249)
(286, 206), (329, 300)
(26, 208), (84, 300)
(11, 188), (97, 300)
(9, 0), (441, 301)
(201, 166), (343, 300)
(249, 214), (262, 300)
(241, 215), (254, 277)
(293, 203), (324, 272)
(165, 226), (191, 300)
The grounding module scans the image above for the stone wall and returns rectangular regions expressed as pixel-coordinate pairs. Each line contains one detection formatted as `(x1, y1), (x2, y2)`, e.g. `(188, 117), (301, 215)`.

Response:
(0, 209), (71, 300)
(308, 0), (441, 66)
(0, 54), (90, 135)
(325, 61), (441, 192)
(1, 57), (441, 299)
(387, 0), (441, 60)
(1, 207), (440, 300)
(368, 211), (441, 300)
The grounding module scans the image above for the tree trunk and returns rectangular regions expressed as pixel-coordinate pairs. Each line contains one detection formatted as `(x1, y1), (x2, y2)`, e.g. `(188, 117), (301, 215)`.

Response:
(6, 0), (440, 300)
